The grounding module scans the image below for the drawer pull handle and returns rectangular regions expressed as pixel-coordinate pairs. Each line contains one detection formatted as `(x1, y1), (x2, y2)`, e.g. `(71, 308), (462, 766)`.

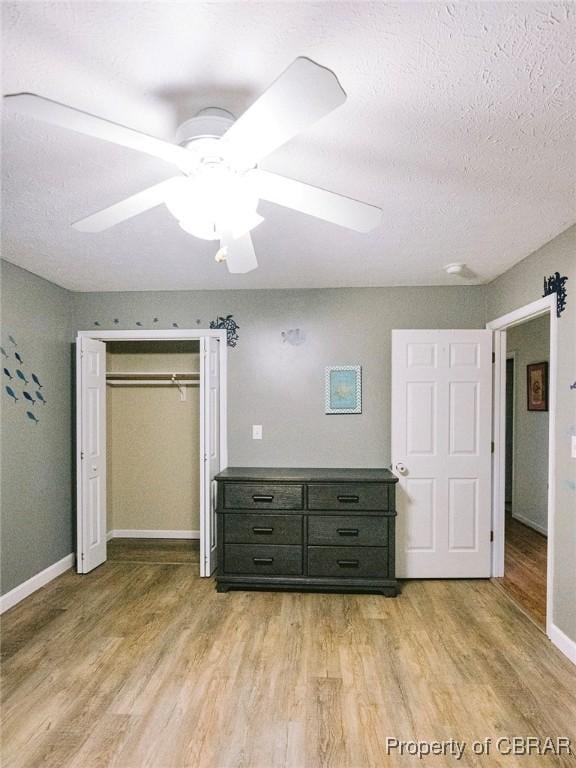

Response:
(337, 559), (359, 568)
(337, 528), (359, 536)
(253, 557), (274, 565)
(252, 495), (274, 502)
(252, 527), (274, 534)
(337, 495), (360, 503)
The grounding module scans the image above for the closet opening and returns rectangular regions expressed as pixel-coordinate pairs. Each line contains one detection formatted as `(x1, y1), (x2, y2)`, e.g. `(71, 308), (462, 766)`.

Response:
(106, 340), (201, 568)
(75, 329), (227, 579)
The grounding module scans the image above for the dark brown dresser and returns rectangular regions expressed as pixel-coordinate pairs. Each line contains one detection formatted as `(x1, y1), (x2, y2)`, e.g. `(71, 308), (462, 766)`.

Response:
(215, 468), (398, 596)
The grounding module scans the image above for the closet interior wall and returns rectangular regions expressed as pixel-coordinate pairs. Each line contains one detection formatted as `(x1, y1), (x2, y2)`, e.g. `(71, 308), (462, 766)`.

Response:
(106, 340), (201, 538)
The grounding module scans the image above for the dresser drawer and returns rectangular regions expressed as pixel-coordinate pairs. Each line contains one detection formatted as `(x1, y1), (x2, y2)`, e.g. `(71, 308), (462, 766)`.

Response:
(307, 483), (389, 511)
(223, 483), (303, 510)
(308, 515), (388, 546)
(224, 544), (303, 575)
(224, 514), (303, 545)
(307, 546), (388, 579)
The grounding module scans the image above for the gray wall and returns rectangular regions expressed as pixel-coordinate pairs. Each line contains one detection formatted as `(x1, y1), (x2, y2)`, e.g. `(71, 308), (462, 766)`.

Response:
(486, 223), (576, 645)
(507, 315), (550, 534)
(3, 226), (574, 655)
(1, 261), (73, 595)
(72, 286), (486, 468)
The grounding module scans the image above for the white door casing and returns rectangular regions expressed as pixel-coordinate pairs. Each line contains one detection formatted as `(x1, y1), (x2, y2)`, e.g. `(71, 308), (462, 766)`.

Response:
(392, 330), (493, 578)
(77, 337), (107, 573)
(200, 336), (220, 576)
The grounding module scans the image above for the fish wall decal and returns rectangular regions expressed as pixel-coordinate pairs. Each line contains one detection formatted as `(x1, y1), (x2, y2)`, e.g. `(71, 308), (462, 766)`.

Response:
(23, 391), (36, 405)
(15, 352), (24, 365)
(0, 347), (8, 358)
(8, 335), (17, 346)
(16, 369), (28, 384)
(3, 367), (13, 379)
(36, 391), (47, 405)
(5, 386), (18, 402)
(31, 374), (43, 389)
(26, 411), (39, 424)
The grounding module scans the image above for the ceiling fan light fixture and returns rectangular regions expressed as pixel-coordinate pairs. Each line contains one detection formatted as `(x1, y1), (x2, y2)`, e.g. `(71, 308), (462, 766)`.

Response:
(166, 166), (260, 241)
(6, 57), (383, 276)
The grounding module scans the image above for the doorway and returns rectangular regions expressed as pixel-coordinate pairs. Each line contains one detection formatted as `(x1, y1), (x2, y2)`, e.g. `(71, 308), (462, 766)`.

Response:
(487, 294), (557, 639)
(498, 318), (550, 628)
(75, 329), (227, 578)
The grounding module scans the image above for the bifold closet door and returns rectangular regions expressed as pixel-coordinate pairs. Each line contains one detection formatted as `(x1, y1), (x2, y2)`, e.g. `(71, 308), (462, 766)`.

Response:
(77, 337), (107, 573)
(200, 336), (220, 576)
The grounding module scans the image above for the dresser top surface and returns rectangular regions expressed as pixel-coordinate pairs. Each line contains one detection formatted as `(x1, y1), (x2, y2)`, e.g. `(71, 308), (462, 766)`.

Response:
(214, 467), (398, 483)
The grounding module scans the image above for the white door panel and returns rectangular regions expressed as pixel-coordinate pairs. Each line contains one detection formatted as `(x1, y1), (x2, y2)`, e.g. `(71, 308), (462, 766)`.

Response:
(392, 330), (492, 578)
(77, 337), (107, 573)
(200, 337), (220, 576)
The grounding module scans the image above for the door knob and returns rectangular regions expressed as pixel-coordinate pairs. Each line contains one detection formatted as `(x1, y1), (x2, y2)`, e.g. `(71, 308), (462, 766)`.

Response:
(395, 462), (407, 475)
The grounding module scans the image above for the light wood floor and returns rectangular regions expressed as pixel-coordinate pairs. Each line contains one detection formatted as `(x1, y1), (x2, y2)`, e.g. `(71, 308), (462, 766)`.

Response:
(2, 541), (575, 768)
(493, 514), (548, 628)
(108, 537), (200, 565)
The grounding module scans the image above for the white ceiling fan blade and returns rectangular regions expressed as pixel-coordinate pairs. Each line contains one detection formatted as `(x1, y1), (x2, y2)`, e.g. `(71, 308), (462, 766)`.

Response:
(251, 169), (382, 233)
(223, 57), (346, 167)
(72, 177), (182, 232)
(220, 232), (258, 274)
(4, 93), (195, 172)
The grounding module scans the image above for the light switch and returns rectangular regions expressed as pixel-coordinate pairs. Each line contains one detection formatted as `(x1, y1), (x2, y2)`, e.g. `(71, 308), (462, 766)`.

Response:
(252, 424), (263, 440)
(572, 435), (576, 459)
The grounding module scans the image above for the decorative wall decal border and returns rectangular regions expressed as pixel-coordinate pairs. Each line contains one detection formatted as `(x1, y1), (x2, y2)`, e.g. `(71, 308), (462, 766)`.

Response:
(210, 314), (240, 347)
(543, 272), (568, 317)
(2, 335), (46, 424)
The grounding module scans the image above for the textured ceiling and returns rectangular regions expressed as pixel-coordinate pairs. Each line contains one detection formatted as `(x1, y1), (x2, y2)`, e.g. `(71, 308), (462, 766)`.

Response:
(2, 1), (575, 291)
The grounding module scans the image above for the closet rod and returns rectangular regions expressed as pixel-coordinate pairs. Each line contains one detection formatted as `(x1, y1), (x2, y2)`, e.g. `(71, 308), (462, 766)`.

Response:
(105, 371), (200, 381)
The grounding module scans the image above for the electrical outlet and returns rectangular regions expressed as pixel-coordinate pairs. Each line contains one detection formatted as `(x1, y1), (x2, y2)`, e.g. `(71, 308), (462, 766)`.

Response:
(252, 424), (263, 440)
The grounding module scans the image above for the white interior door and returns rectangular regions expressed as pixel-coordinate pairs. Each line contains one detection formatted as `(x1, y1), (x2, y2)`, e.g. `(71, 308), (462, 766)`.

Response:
(200, 336), (220, 576)
(392, 330), (493, 578)
(77, 337), (107, 574)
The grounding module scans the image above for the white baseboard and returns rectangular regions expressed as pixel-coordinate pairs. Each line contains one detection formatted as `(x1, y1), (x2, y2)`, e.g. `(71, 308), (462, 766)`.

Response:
(549, 623), (576, 666)
(511, 512), (548, 537)
(107, 529), (200, 540)
(0, 553), (75, 614)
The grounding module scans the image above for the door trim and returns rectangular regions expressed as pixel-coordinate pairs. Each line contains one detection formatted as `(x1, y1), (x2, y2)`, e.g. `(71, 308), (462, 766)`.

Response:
(75, 329), (228, 574)
(504, 351), (517, 518)
(487, 294), (557, 638)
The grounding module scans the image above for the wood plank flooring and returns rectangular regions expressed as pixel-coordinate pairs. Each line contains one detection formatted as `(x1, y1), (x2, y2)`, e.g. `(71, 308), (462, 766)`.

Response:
(108, 538), (200, 565)
(493, 514), (547, 628)
(2, 542), (575, 768)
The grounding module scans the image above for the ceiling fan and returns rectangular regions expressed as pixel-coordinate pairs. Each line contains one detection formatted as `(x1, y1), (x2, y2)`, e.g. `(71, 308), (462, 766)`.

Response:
(4, 57), (382, 274)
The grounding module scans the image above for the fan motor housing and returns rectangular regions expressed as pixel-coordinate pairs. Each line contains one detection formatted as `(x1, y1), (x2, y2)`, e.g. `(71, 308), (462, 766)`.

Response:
(176, 108), (235, 146)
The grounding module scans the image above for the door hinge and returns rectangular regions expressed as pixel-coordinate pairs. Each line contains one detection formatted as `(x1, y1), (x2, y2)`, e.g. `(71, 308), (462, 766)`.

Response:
(81, 451), (85, 460)
(81, 552), (85, 560)
(490, 530), (494, 542)
(491, 441), (494, 454)
(492, 352), (496, 364)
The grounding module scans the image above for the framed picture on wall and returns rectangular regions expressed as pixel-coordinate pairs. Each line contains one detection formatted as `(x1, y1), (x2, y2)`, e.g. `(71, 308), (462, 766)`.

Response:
(527, 362), (548, 411)
(325, 366), (362, 414)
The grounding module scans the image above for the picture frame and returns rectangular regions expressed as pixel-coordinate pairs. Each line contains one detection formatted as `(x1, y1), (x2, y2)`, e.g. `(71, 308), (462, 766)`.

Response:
(325, 365), (362, 414)
(526, 362), (548, 411)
